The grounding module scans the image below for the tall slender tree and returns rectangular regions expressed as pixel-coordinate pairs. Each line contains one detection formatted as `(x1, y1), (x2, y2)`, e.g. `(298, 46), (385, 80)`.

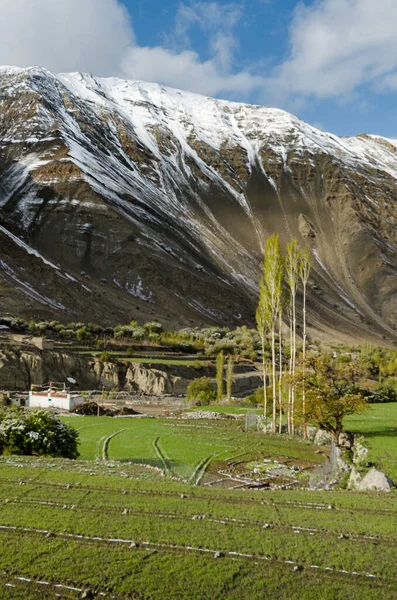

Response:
(299, 247), (311, 438)
(278, 303), (284, 433)
(256, 282), (270, 426)
(259, 234), (284, 433)
(226, 355), (234, 403)
(285, 239), (300, 434)
(216, 351), (225, 403)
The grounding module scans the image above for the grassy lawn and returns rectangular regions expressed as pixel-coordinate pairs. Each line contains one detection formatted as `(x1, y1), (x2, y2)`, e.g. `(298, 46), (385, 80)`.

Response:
(62, 416), (323, 480)
(0, 452), (396, 599)
(344, 402), (397, 480)
(0, 409), (396, 598)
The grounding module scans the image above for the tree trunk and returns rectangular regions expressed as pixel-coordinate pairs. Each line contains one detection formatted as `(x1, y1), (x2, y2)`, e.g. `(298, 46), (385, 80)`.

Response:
(288, 305), (293, 434)
(271, 326), (277, 433)
(302, 280), (307, 439)
(278, 309), (283, 433)
(291, 293), (296, 435)
(261, 337), (268, 430)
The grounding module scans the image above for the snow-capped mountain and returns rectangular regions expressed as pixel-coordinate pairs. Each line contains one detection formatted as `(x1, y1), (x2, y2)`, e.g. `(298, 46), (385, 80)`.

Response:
(1, 66), (397, 341)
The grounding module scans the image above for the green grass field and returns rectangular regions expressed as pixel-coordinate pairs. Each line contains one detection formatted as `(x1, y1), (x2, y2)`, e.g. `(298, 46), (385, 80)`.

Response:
(345, 402), (397, 480)
(0, 454), (396, 599)
(67, 416), (323, 481)
(0, 406), (396, 598)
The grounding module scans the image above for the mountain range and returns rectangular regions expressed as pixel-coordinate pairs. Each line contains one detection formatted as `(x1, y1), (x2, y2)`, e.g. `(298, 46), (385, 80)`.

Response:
(1, 66), (397, 343)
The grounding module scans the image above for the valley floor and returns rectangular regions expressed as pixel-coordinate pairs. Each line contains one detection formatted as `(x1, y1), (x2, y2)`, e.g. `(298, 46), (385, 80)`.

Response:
(0, 405), (396, 599)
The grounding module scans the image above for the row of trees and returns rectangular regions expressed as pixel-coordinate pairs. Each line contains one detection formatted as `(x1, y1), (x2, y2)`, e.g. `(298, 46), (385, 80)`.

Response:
(256, 234), (311, 435)
(4, 316), (259, 359)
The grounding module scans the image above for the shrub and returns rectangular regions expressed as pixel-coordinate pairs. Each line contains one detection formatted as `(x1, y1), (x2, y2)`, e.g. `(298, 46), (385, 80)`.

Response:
(148, 333), (161, 345)
(364, 383), (397, 403)
(186, 377), (216, 405)
(96, 339), (106, 351)
(0, 408), (79, 458)
(144, 321), (163, 335)
(76, 327), (90, 341)
(244, 387), (272, 413)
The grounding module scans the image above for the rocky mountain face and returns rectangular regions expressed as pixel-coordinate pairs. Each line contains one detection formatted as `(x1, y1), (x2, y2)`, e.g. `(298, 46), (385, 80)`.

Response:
(1, 66), (397, 342)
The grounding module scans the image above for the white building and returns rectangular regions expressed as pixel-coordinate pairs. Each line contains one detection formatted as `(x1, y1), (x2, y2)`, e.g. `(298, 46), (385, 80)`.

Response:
(28, 388), (84, 411)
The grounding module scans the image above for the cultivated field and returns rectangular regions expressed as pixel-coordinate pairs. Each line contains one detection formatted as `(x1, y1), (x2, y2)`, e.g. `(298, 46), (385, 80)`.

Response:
(65, 415), (325, 483)
(1, 455), (397, 599)
(0, 405), (396, 599)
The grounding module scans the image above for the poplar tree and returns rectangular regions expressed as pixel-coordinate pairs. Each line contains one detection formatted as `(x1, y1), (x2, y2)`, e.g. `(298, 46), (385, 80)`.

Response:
(285, 239), (300, 434)
(226, 355), (234, 403)
(299, 247), (311, 438)
(256, 283), (270, 426)
(259, 234), (284, 433)
(278, 303), (284, 433)
(216, 351), (225, 403)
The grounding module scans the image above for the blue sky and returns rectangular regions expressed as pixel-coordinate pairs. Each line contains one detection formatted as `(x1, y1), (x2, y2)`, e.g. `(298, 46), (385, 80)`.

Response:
(1, 0), (397, 137)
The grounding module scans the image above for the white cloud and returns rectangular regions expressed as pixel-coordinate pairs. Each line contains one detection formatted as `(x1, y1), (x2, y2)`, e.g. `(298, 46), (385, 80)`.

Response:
(0, 0), (134, 76)
(121, 45), (264, 97)
(174, 2), (242, 69)
(272, 0), (397, 100)
(121, 2), (264, 98)
(0, 0), (265, 100)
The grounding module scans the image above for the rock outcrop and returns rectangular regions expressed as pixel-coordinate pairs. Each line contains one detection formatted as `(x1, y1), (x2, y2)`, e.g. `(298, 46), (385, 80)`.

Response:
(0, 347), (260, 396)
(356, 468), (395, 492)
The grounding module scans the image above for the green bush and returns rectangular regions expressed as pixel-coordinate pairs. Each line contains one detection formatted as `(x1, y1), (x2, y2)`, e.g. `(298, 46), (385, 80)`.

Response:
(0, 408), (79, 458)
(365, 383), (397, 403)
(244, 387), (272, 412)
(96, 339), (106, 351)
(76, 327), (90, 341)
(144, 321), (163, 335)
(186, 377), (216, 405)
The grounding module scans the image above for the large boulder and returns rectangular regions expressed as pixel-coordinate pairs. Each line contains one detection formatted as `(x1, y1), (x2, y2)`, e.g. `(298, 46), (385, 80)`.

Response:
(356, 468), (394, 492)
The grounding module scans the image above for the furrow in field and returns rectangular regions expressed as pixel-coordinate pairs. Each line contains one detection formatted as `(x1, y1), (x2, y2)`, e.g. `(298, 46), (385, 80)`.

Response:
(102, 429), (127, 461)
(1, 497), (396, 544)
(0, 573), (118, 599)
(0, 476), (397, 515)
(0, 525), (383, 582)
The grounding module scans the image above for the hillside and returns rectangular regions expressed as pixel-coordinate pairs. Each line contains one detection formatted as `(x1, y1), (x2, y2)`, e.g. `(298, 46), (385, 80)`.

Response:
(1, 66), (397, 342)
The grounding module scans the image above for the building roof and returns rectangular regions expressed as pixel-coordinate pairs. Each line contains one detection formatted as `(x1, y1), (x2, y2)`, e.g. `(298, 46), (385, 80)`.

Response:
(30, 391), (82, 398)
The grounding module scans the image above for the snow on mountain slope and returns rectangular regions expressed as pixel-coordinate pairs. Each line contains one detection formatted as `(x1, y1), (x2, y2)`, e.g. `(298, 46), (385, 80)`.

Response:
(1, 66), (397, 341)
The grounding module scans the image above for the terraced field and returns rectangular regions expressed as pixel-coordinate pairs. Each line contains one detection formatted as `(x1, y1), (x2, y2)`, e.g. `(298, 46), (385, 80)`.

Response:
(0, 455), (397, 599)
(1, 408), (396, 598)
(68, 416), (325, 485)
